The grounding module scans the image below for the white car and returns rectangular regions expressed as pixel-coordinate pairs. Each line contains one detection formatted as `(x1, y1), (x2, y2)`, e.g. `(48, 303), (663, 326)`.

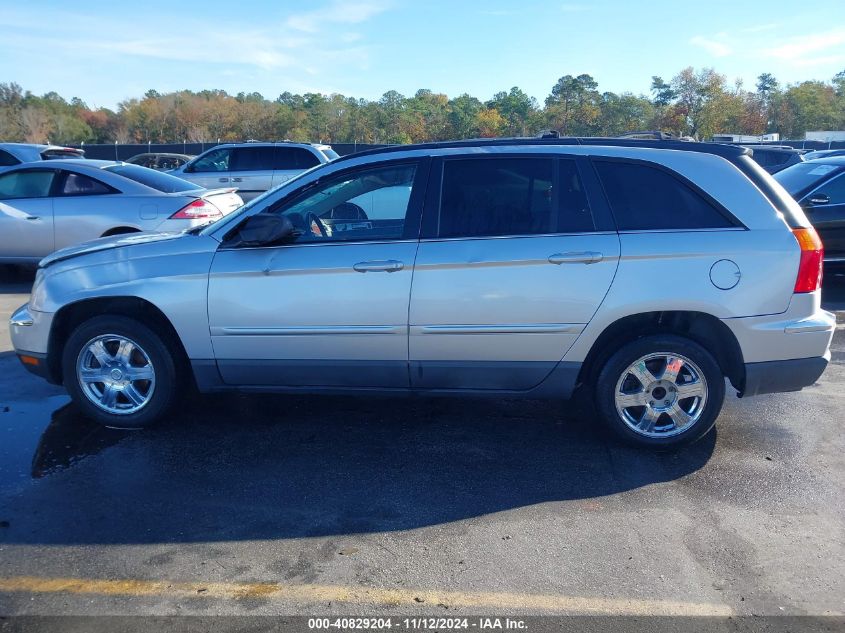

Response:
(0, 160), (243, 264)
(168, 142), (338, 202)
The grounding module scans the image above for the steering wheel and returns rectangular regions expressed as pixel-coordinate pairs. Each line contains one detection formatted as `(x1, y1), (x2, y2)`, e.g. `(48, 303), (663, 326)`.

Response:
(305, 212), (329, 238)
(328, 202), (368, 221)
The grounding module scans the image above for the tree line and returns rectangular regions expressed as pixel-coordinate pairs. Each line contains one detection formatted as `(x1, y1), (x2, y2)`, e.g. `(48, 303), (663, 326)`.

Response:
(1, 66), (844, 146)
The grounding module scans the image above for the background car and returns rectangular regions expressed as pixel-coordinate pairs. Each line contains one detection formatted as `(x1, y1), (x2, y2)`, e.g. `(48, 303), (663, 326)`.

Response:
(803, 149), (845, 161)
(168, 142), (338, 202)
(740, 145), (804, 174)
(774, 156), (845, 264)
(125, 152), (194, 171)
(0, 159), (243, 264)
(0, 143), (85, 173)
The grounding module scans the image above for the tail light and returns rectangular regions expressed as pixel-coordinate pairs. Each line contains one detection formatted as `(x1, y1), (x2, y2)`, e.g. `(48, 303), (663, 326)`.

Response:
(792, 227), (824, 293)
(170, 198), (222, 220)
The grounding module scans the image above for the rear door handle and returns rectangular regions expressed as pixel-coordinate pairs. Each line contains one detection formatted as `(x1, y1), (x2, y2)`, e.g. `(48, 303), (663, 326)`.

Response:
(231, 177), (243, 182)
(548, 251), (603, 265)
(218, 177), (229, 183)
(353, 260), (404, 273)
(25, 215), (40, 220)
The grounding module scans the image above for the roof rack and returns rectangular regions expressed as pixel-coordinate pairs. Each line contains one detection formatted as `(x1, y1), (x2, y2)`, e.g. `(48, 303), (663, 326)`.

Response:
(617, 130), (682, 141)
(334, 135), (750, 163)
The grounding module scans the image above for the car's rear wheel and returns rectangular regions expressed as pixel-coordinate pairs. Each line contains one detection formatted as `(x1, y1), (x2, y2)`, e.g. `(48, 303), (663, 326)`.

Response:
(595, 335), (724, 448)
(62, 315), (178, 428)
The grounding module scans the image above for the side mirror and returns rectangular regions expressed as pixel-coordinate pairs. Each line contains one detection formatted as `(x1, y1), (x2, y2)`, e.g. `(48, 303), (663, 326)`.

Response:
(806, 194), (830, 206)
(235, 214), (295, 246)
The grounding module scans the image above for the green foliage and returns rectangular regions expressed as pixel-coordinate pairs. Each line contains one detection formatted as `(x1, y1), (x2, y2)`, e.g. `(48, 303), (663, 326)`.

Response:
(1, 69), (844, 145)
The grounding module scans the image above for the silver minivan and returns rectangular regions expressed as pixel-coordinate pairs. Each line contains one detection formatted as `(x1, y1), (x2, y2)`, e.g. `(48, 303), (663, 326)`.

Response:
(10, 137), (835, 448)
(169, 142), (337, 201)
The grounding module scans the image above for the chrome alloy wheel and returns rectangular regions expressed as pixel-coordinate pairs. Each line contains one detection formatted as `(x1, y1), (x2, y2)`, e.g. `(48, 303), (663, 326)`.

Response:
(614, 352), (708, 438)
(76, 334), (156, 415)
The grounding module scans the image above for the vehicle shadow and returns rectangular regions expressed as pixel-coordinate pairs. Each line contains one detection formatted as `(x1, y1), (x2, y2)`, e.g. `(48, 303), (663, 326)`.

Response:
(2, 392), (716, 545)
(0, 264), (35, 295)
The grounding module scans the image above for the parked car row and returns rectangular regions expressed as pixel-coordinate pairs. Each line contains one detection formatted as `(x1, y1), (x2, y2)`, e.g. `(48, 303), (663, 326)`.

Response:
(9, 137), (835, 451)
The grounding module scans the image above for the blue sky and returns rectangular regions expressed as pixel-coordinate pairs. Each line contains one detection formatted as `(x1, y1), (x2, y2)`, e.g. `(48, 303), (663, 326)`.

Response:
(2, 0), (845, 109)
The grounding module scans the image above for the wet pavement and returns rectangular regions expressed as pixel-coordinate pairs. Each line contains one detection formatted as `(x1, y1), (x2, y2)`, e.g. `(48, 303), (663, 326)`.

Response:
(0, 265), (843, 616)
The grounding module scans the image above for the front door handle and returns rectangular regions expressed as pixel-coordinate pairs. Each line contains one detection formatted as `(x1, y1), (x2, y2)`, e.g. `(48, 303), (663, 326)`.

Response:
(218, 177), (229, 183)
(231, 177), (243, 182)
(353, 260), (404, 273)
(548, 251), (603, 265)
(25, 215), (40, 220)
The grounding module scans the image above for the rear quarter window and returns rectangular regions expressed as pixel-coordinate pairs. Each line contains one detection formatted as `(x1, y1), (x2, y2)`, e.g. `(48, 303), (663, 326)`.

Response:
(105, 164), (203, 193)
(593, 159), (737, 231)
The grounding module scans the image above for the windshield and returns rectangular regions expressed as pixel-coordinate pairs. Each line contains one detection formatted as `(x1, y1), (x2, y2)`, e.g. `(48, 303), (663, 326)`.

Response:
(773, 162), (845, 197)
(199, 163), (325, 236)
(105, 164), (204, 193)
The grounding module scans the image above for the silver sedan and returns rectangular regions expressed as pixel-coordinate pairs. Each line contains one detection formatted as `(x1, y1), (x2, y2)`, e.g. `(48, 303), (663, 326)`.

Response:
(0, 160), (243, 264)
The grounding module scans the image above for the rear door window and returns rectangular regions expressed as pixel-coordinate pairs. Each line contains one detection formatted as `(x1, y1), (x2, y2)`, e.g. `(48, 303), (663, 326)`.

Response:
(231, 146), (276, 171)
(594, 160), (736, 230)
(436, 157), (595, 238)
(275, 147), (321, 170)
(0, 169), (56, 199)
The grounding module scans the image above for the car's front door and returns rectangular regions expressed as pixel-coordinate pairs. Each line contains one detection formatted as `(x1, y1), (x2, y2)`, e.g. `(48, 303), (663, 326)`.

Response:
(207, 158), (429, 388)
(0, 168), (56, 259)
(182, 148), (232, 189)
(801, 171), (845, 261)
(409, 155), (620, 391)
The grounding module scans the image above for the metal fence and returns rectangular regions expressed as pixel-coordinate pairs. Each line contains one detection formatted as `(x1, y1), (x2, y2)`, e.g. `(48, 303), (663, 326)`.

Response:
(70, 142), (390, 160)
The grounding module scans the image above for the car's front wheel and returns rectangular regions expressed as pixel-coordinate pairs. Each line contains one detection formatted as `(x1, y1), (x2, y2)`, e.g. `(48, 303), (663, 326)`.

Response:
(595, 335), (725, 448)
(62, 315), (179, 428)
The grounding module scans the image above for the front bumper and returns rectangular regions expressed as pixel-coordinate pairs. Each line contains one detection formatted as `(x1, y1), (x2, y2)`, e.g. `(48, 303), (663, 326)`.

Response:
(10, 304), (57, 382)
(741, 353), (830, 397)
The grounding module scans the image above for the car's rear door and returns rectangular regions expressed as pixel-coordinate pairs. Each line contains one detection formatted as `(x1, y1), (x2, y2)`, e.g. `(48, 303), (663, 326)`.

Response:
(408, 154), (620, 391)
(228, 146), (275, 201)
(272, 147), (321, 187)
(207, 158), (430, 388)
(801, 171), (845, 260)
(0, 168), (56, 259)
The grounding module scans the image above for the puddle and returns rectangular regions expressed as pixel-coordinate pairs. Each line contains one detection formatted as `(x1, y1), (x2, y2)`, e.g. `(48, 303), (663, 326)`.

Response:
(0, 396), (129, 492)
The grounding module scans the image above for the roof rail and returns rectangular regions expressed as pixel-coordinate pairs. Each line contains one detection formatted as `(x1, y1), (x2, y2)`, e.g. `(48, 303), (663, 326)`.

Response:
(334, 136), (750, 163)
(617, 130), (682, 141)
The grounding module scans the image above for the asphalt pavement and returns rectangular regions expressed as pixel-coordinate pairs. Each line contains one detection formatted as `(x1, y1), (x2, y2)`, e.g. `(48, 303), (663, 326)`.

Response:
(0, 264), (843, 618)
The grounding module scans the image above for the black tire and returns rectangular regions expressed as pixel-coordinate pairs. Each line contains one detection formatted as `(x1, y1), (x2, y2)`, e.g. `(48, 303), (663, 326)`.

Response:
(62, 315), (179, 429)
(595, 334), (725, 449)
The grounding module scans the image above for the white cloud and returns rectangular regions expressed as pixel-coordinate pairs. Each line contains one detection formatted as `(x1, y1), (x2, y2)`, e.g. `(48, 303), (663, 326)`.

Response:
(286, 0), (390, 33)
(761, 29), (845, 61)
(689, 35), (732, 57)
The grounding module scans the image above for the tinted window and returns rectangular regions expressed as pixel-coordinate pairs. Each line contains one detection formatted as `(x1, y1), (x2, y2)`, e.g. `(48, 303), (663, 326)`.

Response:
(811, 172), (845, 204)
(190, 148), (231, 172)
(105, 164), (203, 193)
(275, 147), (320, 170)
(558, 160), (595, 233)
(275, 163), (417, 243)
(128, 154), (157, 168)
(60, 172), (113, 195)
(775, 162), (843, 197)
(0, 170), (55, 199)
(594, 160), (734, 230)
(321, 148), (340, 161)
(0, 150), (19, 167)
(231, 146), (275, 171)
(439, 158), (558, 238)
